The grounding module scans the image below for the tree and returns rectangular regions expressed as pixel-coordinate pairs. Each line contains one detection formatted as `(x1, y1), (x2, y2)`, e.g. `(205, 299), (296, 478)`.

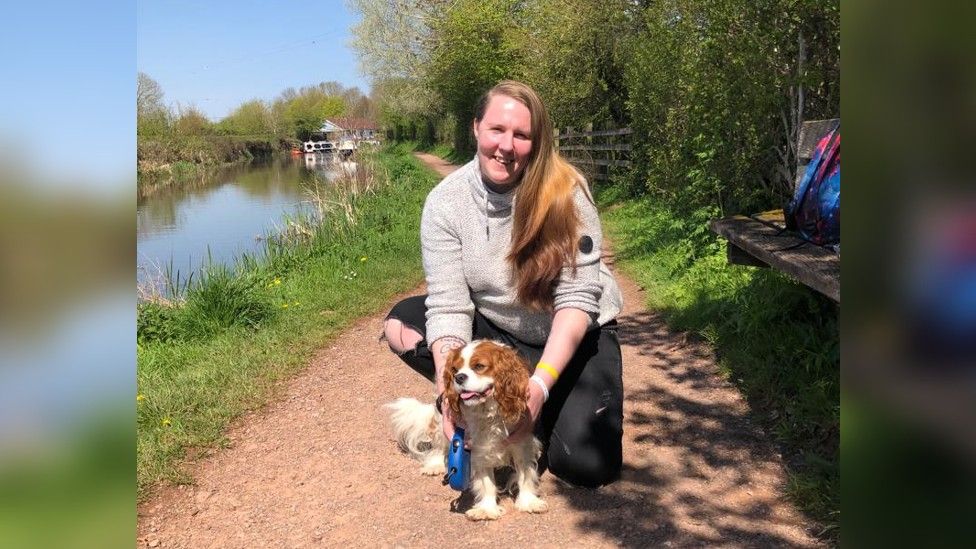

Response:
(282, 91), (345, 141)
(315, 81), (345, 97)
(137, 72), (169, 137)
(624, 0), (839, 209)
(519, 0), (637, 127)
(217, 100), (273, 136)
(268, 99), (291, 138)
(348, 0), (448, 119)
(340, 86), (375, 119)
(427, 0), (526, 151)
(214, 83), (355, 141)
(137, 72), (166, 117)
(347, 94), (373, 119)
(172, 104), (213, 136)
(346, 0), (839, 213)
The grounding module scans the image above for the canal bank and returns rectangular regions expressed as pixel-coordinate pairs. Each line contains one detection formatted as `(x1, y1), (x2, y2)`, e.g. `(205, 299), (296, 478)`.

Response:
(137, 135), (298, 183)
(137, 144), (437, 496)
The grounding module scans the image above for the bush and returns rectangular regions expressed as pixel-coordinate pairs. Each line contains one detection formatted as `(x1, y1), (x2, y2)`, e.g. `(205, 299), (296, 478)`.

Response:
(624, 0), (839, 213)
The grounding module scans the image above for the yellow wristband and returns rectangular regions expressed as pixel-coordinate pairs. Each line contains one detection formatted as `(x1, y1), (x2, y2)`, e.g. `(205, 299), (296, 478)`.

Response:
(535, 361), (560, 381)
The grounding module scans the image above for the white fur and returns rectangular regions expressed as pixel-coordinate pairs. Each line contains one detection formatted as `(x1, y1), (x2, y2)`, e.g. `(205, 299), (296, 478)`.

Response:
(460, 343), (476, 363)
(385, 397), (448, 476)
(386, 340), (548, 521)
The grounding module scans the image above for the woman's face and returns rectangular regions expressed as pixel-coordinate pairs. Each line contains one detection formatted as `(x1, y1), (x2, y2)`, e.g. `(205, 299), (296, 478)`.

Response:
(473, 94), (533, 189)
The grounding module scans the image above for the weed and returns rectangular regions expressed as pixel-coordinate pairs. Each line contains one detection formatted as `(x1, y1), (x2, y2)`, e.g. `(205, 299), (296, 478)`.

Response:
(136, 301), (181, 344)
(169, 160), (197, 179)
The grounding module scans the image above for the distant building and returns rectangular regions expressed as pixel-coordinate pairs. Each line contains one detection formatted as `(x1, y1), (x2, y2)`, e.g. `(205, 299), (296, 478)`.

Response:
(318, 117), (380, 144)
(317, 120), (343, 136)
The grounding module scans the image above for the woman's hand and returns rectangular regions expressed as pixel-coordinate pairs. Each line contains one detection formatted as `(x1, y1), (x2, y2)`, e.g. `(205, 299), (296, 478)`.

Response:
(440, 399), (468, 446)
(441, 401), (457, 440)
(432, 335), (466, 442)
(505, 380), (546, 444)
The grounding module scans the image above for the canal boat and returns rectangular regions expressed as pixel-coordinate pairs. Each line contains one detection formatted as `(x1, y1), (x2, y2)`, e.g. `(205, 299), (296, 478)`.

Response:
(302, 140), (337, 153)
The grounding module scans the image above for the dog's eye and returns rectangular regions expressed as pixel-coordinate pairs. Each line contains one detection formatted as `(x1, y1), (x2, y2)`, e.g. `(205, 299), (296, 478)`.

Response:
(472, 363), (487, 372)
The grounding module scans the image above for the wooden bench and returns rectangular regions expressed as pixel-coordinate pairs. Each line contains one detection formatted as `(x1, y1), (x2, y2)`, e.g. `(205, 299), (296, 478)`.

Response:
(708, 119), (840, 302)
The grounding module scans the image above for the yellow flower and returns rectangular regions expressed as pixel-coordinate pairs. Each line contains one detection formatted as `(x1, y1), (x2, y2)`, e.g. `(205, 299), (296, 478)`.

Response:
(293, 301), (300, 306)
(161, 417), (172, 427)
(274, 278), (282, 285)
(359, 256), (367, 262)
(281, 303), (289, 308)
(136, 394), (145, 402)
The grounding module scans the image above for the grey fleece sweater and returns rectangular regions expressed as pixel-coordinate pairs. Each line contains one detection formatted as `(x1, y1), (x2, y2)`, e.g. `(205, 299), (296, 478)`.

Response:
(421, 157), (623, 346)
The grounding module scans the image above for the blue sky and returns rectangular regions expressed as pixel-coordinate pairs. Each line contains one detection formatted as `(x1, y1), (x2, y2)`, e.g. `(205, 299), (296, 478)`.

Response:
(1, 2), (134, 188)
(138, 0), (369, 121)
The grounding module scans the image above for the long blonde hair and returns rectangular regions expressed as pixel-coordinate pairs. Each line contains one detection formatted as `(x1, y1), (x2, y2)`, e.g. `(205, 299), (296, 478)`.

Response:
(474, 81), (586, 311)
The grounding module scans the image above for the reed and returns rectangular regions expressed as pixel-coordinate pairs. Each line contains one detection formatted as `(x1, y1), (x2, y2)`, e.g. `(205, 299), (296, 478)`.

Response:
(263, 150), (387, 266)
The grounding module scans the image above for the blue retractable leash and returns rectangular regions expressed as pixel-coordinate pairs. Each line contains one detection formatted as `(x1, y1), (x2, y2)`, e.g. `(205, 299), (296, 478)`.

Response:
(442, 427), (470, 491)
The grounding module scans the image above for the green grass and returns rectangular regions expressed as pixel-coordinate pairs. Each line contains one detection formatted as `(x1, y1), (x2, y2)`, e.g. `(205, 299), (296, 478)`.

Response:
(136, 144), (436, 498)
(598, 192), (839, 538)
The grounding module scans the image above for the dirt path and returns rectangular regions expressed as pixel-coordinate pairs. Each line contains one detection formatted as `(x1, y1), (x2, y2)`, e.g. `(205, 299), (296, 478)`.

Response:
(137, 154), (822, 548)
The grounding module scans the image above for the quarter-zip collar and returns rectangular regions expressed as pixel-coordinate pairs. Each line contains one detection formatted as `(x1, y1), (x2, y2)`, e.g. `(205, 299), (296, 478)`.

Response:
(469, 156), (516, 240)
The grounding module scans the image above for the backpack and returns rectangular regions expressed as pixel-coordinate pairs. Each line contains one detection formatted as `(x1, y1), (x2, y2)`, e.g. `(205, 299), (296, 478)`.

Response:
(786, 124), (840, 247)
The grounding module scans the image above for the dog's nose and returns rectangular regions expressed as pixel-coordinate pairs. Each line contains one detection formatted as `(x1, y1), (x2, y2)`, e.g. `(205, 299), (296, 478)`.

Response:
(454, 372), (467, 385)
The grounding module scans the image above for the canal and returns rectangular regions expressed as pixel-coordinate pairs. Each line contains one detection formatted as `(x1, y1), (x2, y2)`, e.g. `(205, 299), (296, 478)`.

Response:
(137, 154), (347, 293)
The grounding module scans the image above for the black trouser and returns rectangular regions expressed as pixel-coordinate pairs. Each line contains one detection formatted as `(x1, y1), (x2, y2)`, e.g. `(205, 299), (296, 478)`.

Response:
(386, 295), (623, 487)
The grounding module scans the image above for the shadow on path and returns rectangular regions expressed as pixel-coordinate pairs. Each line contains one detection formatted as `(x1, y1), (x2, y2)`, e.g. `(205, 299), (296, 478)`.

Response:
(553, 280), (818, 547)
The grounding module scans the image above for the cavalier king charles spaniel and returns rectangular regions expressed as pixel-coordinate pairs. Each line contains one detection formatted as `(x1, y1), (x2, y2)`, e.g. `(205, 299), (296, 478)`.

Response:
(386, 339), (548, 521)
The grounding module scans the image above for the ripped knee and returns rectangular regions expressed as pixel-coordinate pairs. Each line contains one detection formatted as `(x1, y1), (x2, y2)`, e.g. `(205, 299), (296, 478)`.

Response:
(383, 318), (424, 354)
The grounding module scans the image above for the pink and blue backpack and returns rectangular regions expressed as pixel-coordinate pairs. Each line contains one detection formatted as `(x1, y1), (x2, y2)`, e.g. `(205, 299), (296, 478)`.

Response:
(787, 124), (840, 247)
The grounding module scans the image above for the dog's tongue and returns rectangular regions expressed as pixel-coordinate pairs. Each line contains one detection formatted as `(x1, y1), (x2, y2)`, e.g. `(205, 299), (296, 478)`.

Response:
(460, 391), (482, 400)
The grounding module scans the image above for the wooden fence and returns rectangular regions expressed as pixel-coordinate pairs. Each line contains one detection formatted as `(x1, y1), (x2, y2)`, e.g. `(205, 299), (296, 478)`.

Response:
(554, 125), (632, 182)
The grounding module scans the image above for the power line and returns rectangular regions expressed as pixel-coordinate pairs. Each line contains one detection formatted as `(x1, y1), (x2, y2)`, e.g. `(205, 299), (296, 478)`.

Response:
(185, 30), (342, 75)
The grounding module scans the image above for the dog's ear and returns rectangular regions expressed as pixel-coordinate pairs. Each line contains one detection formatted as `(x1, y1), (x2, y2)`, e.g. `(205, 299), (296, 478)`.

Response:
(442, 347), (464, 419)
(491, 345), (530, 425)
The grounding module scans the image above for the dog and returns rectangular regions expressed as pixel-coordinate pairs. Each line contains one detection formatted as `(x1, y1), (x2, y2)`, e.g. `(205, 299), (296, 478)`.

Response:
(386, 339), (548, 520)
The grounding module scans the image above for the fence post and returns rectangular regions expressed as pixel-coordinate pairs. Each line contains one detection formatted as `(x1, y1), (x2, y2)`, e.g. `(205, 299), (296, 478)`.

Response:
(584, 122), (597, 180)
(607, 124), (617, 177)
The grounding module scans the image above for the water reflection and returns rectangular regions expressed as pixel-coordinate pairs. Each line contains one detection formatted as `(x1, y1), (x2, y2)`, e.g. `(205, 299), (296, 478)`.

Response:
(136, 154), (342, 289)
(302, 152), (359, 179)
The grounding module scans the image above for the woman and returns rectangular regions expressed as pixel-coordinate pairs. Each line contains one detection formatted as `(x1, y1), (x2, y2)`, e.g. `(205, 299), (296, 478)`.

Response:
(383, 80), (624, 487)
